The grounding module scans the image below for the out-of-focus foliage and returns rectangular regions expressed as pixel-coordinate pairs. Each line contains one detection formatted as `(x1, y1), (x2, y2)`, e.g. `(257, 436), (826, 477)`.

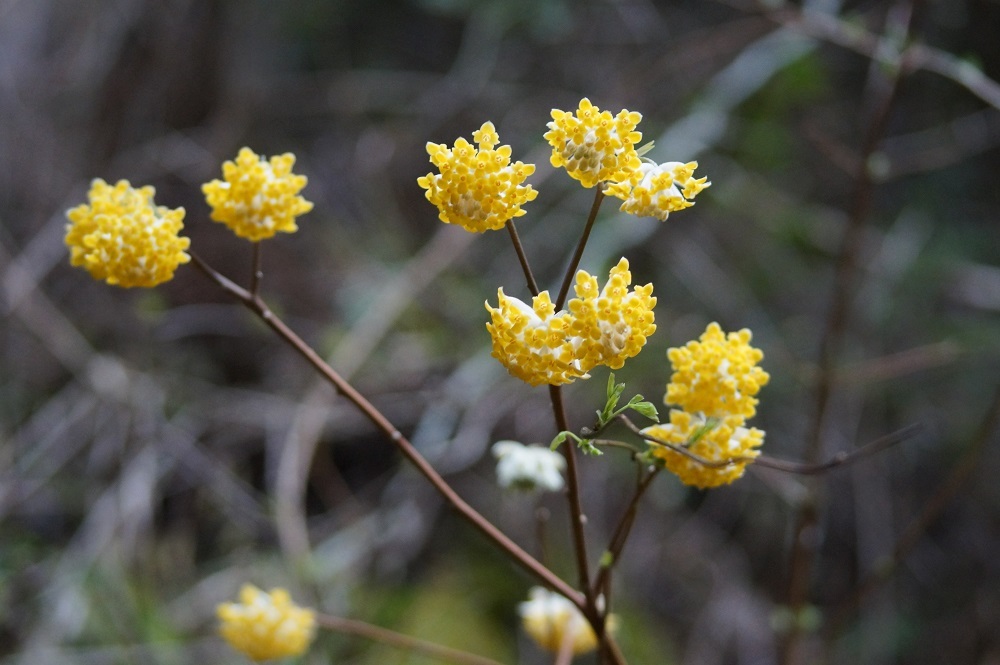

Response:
(2, 1), (999, 664)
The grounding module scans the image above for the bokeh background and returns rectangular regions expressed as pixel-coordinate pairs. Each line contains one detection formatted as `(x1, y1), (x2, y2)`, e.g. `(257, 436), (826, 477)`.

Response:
(2, 0), (1000, 663)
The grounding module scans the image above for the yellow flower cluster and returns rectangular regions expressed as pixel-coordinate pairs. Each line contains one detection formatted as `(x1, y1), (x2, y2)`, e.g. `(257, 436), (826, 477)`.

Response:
(64, 179), (190, 288)
(544, 98), (642, 189)
(666, 322), (769, 420)
(417, 122), (538, 233)
(644, 323), (769, 488)
(519, 587), (598, 655)
(202, 147), (313, 242)
(486, 258), (655, 386)
(603, 160), (710, 221)
(567, 258), (657, 371)
(486, 290), (580, 386)
(217, 585), (316, 662)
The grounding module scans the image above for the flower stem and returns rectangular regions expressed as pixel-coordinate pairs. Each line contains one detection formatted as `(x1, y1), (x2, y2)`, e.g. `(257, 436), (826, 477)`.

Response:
(592, 467), (659, 604)
(190, 252), (585, 611)
(548, 386), (593, 599)
(505, 220), (540, 297)
(250, 241), (263, 297)
(555, 187), (605, 309)
(316, 614), (504, 665)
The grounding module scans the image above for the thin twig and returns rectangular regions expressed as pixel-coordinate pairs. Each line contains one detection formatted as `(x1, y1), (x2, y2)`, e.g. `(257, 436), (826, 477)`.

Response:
(618, 415), (919, 475)
(592, 467), (660, 604)
(590, 439), (644, 454)
(556, 188), (605, 309)
(549, 386), (628, 665)
(189, 252), (585, 611)
(548, 385), (595, 612)
(751, 3), (1000, 112)
(505, 220), (540, 297)
(316, 614), (505, 665)
(250, 241), (263, 297)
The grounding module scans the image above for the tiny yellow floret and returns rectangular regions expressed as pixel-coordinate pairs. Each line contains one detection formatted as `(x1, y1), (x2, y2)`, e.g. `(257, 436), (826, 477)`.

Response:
(202, 147), (313, 241)
(544, 98), (643, 189)
(65, 178), (190, 288)
(217, 584), (315, 662)
(417, 122), (537, 233)
(603, 160), (710, 221)
(485, 259), (655, 387)
(643, 410), (765, 488)
(519, 587), (599, 655)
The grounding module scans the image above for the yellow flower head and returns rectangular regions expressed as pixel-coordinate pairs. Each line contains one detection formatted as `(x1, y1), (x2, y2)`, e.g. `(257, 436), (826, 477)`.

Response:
(65, 179), (190, 288)
(202, 147), (313, 241)
(666, 322), (769, 420)
(544, 98), (642, 189)
(519, 587), (598, 655)
(485, 289), (586, 386)
(568, 258), (656, 371)
(217, 585), (316, 662)
(486, 259), (656, 387)
(643, 410), (765, 488)
(418, 122), (537, 233)
(603, 160), (710, 221)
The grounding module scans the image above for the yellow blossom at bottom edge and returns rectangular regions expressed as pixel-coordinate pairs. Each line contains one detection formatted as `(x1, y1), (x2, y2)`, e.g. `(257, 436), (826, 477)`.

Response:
(519, 587), (616, 655)
(217, 584), (316, 661)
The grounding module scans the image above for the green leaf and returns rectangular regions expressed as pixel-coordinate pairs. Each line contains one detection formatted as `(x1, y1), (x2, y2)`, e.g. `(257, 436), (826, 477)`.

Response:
(629, 400), (659, 421)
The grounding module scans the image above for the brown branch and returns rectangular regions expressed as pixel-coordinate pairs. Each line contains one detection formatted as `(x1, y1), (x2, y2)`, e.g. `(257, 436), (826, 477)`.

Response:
(592, 467), (660, 604)
(316, 614), (505, 665)
(619, 416), (919, 475)
(505, 220), (540, 297)
(548, 386), (595, 611)
(556, 188), (605, 310)
(189, 252), (585, 611)
(250, 241), (263, 297)
(548, 387), (626, 665)
(756, 3), (1000, 112)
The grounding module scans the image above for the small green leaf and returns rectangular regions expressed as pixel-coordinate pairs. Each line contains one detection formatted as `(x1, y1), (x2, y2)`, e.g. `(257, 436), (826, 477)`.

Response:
(597, 375), (626, 427)
(630, 401), (659, 421)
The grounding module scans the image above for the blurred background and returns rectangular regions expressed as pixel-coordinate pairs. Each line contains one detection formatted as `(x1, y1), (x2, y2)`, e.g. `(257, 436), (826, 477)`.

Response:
(2, 0), (999, 663)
